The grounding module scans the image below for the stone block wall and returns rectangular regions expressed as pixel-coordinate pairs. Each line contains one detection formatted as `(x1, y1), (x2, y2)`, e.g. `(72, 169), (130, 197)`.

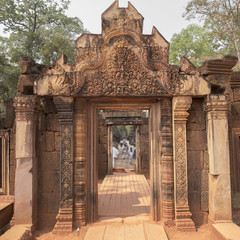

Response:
(37, 99), (61, 229)
(187, 98), (209, 226)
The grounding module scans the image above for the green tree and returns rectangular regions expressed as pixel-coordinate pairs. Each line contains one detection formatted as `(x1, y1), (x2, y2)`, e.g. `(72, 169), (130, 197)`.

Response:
(0, 36), (19, 102)
(0, 0), (86, 65)
(170, 24), (220, 66)
(184, 0), (240, 61)
(0, 0), (87, 112)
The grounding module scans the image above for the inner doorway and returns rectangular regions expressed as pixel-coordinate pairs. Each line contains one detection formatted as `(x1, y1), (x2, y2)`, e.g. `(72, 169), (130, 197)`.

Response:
(112, 125), (136, 173)
(97, 110), (150, 219)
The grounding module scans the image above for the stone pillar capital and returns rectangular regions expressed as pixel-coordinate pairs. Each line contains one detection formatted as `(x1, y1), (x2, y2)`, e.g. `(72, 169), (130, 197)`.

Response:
(205, 94), (228, 120)
(173, 96), (192, 122)
(14, 95), (37, 121)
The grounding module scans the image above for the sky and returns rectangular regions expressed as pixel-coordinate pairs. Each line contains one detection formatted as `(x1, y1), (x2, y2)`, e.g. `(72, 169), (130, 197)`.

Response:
(66, 0), (201, 42)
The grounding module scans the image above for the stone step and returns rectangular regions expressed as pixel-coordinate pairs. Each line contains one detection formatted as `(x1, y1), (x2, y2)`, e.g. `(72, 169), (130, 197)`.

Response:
(84, 223), (168, 240)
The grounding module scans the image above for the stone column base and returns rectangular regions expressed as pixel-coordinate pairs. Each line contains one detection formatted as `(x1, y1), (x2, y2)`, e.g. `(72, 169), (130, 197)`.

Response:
(176, 207), (195, 231)
(52, 208), (73, 235)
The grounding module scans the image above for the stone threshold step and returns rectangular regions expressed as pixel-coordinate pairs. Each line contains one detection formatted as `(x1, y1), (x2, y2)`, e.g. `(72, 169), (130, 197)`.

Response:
(84, 223), (168, 240)
(212, 223), (240, 240)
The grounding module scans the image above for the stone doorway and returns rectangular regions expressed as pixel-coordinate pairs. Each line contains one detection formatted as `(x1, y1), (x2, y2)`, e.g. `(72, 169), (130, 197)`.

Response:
(86, 98), (174, 225)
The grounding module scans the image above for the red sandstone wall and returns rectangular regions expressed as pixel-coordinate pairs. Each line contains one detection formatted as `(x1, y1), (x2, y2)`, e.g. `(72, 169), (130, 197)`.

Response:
(37, 99), (60, 229)
(187, 98), (209, 226)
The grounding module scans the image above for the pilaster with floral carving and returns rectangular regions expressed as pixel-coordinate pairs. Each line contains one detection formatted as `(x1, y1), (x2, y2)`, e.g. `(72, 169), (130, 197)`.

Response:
(172, 96), (195, 231)
(52, 97), (74, 235)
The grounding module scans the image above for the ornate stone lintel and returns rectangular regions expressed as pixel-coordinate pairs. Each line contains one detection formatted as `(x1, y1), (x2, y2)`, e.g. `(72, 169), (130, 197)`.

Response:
(173, 96), (195, 231)
(53, 97), (74, 234)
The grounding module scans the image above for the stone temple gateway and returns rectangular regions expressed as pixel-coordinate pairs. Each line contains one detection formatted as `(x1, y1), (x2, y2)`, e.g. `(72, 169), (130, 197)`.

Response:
(1, 0), (240, 238)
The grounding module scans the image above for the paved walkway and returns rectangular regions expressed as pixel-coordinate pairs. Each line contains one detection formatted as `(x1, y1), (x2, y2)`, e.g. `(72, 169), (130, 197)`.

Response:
(85, 173), (169, 240)
(98, 173), (150, 217)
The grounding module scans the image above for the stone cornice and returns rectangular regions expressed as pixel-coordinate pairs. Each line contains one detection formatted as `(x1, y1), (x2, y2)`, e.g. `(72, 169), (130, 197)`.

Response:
(230, 71), (240, 88)
(198, 56), (238, 76)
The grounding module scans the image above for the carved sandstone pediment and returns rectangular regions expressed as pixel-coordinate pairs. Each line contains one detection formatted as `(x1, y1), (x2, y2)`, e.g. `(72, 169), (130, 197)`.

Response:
(34, 1), (210, 97)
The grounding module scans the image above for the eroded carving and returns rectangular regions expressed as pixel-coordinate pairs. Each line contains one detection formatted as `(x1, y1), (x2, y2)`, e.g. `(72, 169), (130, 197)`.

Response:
(173, 96), (195, 231)
(53, 97), (74, 234)
(14, 95), (36, 121)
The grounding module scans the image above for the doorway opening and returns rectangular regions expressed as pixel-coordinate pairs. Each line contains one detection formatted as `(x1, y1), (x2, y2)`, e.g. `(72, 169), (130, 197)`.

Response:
(97, 110), (150, 219)
(112, 125), (136, 173)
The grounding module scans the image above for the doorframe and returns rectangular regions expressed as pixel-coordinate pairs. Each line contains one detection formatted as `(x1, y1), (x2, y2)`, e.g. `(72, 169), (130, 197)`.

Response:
(86, 97), (166, 223)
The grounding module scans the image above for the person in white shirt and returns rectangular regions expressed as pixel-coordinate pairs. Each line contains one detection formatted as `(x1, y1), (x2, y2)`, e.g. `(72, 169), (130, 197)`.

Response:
(113, 145), (119, 168)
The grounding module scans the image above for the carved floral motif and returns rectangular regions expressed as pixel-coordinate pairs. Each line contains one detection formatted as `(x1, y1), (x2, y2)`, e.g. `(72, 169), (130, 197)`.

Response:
(79, 37), (177, 96)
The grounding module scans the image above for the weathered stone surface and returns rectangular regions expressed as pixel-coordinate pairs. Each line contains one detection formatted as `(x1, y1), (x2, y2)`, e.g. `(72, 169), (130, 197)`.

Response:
(187, 110), (205, 131)
(201, 191), (209, 212)
(46, 114), (60, 132)
(189, 192), (201, 211)
(212, 223), (240, 240)
(48, 193), (60, 213)
(188, 170), (201, 192)
(4, 99), (15, 128)
(178, 75), (210, 96)
(199, 55), (238, 76)
(42, 171), (60, 194)
(201, 151), (209, 170)
(187, 151), (202, 170)
(180, 56), (198, 75)
(187, 131), (207, 151)
(233, 88), (240, 101)
(46, 131), (55, 152)
(39, 151), (60, 172)
(38, 192), (48, 213)
(201, 170), (209, 192)
(38, 213), (58, 229)
(10, 131), (15, 150)
(55, 132), (60, 151)
(209, 174), (232, 222)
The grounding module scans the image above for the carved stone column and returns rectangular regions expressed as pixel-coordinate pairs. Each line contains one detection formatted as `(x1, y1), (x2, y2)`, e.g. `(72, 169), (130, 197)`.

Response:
(53, 97), (74, 235)
(14, 95), (37, 228)
(161, 98), (174, 223)
(172, 96), (195, 231)
(205, 94), (232, 223)
(73, 99), (87, 227)
(150, 101), (162, 221)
